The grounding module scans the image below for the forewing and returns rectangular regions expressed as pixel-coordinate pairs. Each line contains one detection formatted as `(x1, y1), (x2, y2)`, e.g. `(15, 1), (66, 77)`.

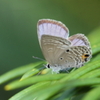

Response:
(37, 19), (69, 46)
(41, 35), (71, 65)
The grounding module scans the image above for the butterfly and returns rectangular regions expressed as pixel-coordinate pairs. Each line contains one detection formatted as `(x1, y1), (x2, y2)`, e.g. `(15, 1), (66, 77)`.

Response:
(37, 19), (92, 73)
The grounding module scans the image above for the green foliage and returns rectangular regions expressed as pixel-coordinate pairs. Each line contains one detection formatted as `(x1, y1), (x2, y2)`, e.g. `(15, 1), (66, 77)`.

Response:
(1, 28), (100, 100)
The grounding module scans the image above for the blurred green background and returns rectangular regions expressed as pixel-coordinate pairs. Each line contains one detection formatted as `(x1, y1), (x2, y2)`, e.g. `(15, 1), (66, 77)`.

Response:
(0, 0), (100, 100)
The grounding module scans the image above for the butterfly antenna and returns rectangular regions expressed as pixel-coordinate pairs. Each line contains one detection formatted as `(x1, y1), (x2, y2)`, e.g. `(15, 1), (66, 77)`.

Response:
(32, 56), (45, 61)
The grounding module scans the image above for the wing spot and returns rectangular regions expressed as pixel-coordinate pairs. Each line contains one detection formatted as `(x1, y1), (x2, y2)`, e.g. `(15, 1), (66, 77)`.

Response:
(59, 57), (63, 60)
(66, 49), (69, 52)
(84, 54), (89, 57)
(82, 54), (90, 62)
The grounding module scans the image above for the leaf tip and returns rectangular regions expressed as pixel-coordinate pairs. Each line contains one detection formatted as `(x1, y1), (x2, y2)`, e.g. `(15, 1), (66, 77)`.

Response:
(41, 69), (50, 74)
(4, 85), (11, 91)
(19, 78), (23, 81)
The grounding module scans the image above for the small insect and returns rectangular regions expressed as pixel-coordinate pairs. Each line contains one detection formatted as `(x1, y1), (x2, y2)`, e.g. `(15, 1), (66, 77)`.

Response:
(37, 19), (92, 73)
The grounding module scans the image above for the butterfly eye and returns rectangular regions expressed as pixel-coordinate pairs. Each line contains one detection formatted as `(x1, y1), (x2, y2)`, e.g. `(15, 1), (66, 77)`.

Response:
(47, 64), (50, 68)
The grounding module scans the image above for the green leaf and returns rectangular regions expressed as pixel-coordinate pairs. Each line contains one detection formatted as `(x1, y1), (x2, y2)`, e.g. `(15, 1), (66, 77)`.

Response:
(20, 66), (45, 80)
(82, 86), (100, 100)
(9, 82), (51, 100)
(91, 53), (100, 62)
(33, 82), (66, 100)
(9, 78), (100, 100)
(88, 27), (100, 54)
(80, 68), (100, 79)
(56, 88), (77, 100)
(65, 78), (100, 87)
(4, 74), (66, 90)
(0, 61), (45, 84)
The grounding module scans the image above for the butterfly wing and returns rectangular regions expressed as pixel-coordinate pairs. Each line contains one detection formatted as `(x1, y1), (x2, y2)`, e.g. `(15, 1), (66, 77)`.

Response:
(56, 34), (92, 71)
(37, 19), (69, 46)
(41, 35), (71, 66)
(68, 34), (91, 48)
(37, 19), (71, 65)
(56, 46), (92, 70)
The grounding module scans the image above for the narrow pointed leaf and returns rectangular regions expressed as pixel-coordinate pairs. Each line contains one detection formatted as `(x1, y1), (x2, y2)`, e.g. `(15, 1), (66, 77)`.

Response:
(0, 62), (44, 84)
(82, 86), (100, 100)
(5, 74), (66, 90)
(80, 69), (100, 78)
(20, 66), (45, 80)
(9, 82), (50, 100)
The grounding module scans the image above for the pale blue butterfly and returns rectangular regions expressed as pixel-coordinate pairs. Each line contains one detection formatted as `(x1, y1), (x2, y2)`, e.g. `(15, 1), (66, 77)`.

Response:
(37, 19), (92, 73)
